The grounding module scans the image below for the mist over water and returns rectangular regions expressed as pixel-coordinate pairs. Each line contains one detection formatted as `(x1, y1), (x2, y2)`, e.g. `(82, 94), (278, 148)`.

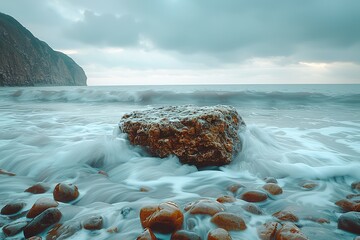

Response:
(0, 84), (359, 239)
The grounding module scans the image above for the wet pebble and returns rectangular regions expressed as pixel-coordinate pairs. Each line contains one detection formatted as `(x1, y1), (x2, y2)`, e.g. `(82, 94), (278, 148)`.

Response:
(257, 221), (280, 240)
(300, 181), (318, 190)
(184, 199), (225, 216)
(275, 223), (308, 240)
(241, 190), (268, 202)
(207, 228), (232, 240)
(53, 183), (79, 203)
(25, 183), (50, 194)
(46, 221), (81, 239)
(27, 198), (59, 218)
(27, 237), (42, 240)
(82, 215), (103, 230)
(242, 203), (263, 215)
(216, 195), (236, 203)
(336, 199), (360, 212)
(273, 210), (299, 222)
(1, 202), (26, 215)
(337, 211), (360, 234)
(2, 221), (28, 237)
(137, 227), (157, 240)
(23, 208), (62, 238)
(140, 201), (183, 234)
(211, 212), (246, 231)
(262, 183), (283, 195)
(227, 183), (244, 193)
(171, 230), (201, 240)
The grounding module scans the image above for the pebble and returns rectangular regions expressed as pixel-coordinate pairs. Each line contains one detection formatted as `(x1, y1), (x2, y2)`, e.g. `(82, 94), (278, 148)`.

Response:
(82, 216), (103, 230)
(338, 211), (360, 235)
(241, 190), (268, 202)
(211, 212), (246, 231)
(25, 183), (50, 194)
(137, 227), (157, 240)
(53, 183), (79, 203)
(171, 230), (201, 240)
(262, 183), (283, 195)
(273, 210), (299, 222)
(23, 208), (62, 238)
(140, 202), (183, 234)
(1, 202), (26, 215)
(184, 199), (225, 216)
(2, 221), (28, 237)
(27, 198), (59, 218)
(208, 228), (232, 240)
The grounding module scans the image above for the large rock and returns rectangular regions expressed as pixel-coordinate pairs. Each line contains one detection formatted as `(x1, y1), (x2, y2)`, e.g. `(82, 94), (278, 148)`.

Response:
(0, 12), (86, 86)
(120, 105), (245, 167)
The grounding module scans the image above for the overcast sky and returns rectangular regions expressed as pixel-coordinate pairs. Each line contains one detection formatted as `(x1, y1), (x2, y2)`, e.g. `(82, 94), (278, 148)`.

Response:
(1, 0), (360, 85)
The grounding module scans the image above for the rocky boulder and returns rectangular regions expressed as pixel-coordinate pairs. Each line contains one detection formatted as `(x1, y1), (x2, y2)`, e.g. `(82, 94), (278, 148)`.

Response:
(119, 105), (245, 167)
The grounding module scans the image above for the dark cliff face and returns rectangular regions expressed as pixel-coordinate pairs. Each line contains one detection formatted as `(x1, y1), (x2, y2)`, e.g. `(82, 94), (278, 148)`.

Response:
(0, 12), (87, 86)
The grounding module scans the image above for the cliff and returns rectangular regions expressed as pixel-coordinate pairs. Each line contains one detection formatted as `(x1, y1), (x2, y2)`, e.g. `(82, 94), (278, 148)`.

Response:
(0, 12), (87, 86)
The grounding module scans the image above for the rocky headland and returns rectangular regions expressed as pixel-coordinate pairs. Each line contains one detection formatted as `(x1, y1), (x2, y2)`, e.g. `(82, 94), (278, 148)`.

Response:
(0, 12), (86, 86)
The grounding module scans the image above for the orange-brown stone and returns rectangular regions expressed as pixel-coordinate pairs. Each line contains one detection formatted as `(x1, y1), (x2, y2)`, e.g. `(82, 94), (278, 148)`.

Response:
(171, 230), (201, 240)
(137, 228), (157, 240)
(27, 237), (42, 240)
(53, 183), (79, 203)
(216, 195), (236, 203)
(120, 105), (245, 167)
(338, 211), (360, 234)
(184, 199), (225, 216)
(262, 183), (283, 195)
(27, 198), (59, 218)
(140, 202), (183, 234)
(82, 216), (103, 230)
(46, 222), (81, 239)
(242, 203), (263, 215)
(2, 221), (28, 237)
(300, 181), (318, 190)
(1, 202), (25, 215)
(273, 211), (299, 222)
(241, 190), (268, 202)
(211, 212), (246, 231)
(207, 228), (232, 240)
(227, 183), (244, 193)
(257, 221), (280, 240)
(336, 199), (360, 212)
(23, 208), (62, 238)
(25, 183), (50, 194)
(275, 223), (308, 240)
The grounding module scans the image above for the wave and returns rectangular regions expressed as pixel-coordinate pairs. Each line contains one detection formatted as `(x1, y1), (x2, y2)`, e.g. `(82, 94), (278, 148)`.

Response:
(3, 87), (360, 106)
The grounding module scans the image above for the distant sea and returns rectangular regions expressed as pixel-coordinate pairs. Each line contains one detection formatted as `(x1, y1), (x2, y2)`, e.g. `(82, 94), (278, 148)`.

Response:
(0, 84), (359, 239)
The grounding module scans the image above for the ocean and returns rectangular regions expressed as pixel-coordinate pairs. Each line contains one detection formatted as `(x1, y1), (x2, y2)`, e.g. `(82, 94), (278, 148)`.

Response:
(0, 84), (359, 239)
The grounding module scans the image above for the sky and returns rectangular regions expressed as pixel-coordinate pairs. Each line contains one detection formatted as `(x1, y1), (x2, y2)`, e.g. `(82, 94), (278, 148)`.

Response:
(1, 0), (360, 85)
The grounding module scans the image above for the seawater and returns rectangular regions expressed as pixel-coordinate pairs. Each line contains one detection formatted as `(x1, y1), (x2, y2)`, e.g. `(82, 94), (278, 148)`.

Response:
(0, 84), (359, 239)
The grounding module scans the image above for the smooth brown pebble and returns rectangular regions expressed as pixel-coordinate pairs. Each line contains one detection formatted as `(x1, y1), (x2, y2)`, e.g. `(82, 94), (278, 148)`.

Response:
(275, 223), (308, 240)
(208, 228), (232, 240)
(23, 208), (62, 238)
(241, 190), (268, 202)
(300, 181), (318, 190)
(227, 183), (244, 193)
(25, 183), (50, 194)
(27, 197), (58, 218)
(140, 202), (183, 234)
(53, 183), (79, 203)
(211, 212), (246, 231)
(273, 210), (299, 222)
(171, 230), (201, 240)
(46, 222), (81, 239)
(137, 227), (157, 240)
(257, 221), (280, 240)
(263, 183), (283, 195)
(1, 202), (25, 215)
(216, 195), (236, 203)
(184, 199), (225, 216)
(338, 211), (360, 235)
(83, 216), (103, 230)
(2, 221), (28, 236)
(242, 203), (263, 215)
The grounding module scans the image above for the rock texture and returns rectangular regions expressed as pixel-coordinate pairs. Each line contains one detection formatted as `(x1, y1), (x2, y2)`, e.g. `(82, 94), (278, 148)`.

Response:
(0, 12), (86, 86)
(120, 105), (245, 167)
